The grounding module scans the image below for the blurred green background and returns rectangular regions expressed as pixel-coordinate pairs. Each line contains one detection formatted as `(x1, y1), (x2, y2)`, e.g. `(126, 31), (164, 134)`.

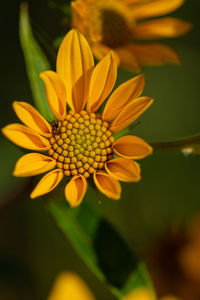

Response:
(1, 0), (200, 299)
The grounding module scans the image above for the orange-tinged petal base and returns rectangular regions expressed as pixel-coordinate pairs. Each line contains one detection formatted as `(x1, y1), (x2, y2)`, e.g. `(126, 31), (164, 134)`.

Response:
(65, 175), (87, 207)
(113, 135), (153, 159)
(105, 158), (141, 182)
(13, 153), (56, 177)
(30, 169), (63, 199)
(93, 170), (121, 200)
(2, 124), (50, 151)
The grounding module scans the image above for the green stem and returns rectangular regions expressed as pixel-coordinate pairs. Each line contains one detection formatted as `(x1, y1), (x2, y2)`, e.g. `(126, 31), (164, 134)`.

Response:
(151, 133), (200, 153)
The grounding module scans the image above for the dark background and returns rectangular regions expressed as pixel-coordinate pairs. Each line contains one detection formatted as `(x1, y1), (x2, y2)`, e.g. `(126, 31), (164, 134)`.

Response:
(0, 0), (200, 299)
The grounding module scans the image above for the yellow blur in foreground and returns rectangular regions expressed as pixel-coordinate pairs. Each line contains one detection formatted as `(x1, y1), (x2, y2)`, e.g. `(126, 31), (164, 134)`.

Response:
(180, 216), (200, 282)
(47, 272), (180, 300)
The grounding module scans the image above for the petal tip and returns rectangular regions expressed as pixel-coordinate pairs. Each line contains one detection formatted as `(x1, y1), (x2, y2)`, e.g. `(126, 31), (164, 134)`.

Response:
(39, 70), (52, 80)
(12, 100), (18, 108)
(39, 71), (48, 80)
(30, 191), (36, 199)
(1, 125), (10, 138)
(113, 192), (121, 200)
(135, 175), (142, 182)
(39, 72), (44, 79)
(145, 97), (154, 108)
(1, 126), (6, 136)
(150, 97), (154, 105)
(94, 171), (121, 200)
(148, 144), (154, 155)
(109, 50), (115, 58)
(12, 101), (19, 115)
(12, 169), (18, 177)
(109, 50), (117, 64)
(68, 200), (80, 208)
(65, 174), (87, 208)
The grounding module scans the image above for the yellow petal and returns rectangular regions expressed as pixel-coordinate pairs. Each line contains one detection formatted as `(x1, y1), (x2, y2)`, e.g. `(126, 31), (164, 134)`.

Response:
(71, 0), (87, 17)
(40, 71), (66, 120)
(56, 29), (94, 112)
(113, 135), (153, 159)
(103, 74), (145, 122)
(87, 52), (117, 113)
(71, 1), (87, 35)
(47, 272), (96, 300)
(30, 169), (63, 199)
(133, 17), (192, 39)
(64, 175), (87, 207)
(130, 43), (180, 65)
(92, 43), (120, 65)
(93, 170), (121, 200)
(2, 123), (50, 151)
(105, 158), (141, 182)
(133, 0), (185, 20)
(91, 43), (112, 60)
(114, 46), (141, 73)
(12, 101), (52, 137)
(121, 288), (155, 300)
(13, 153), (56, 177)
(110, 97), (153, 133)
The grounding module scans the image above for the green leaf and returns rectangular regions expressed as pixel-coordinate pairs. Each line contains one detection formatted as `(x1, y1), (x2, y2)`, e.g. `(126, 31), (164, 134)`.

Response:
(152, 133), (200, 155)
(47, 194), (154, 299)
(19, 3), (54, 121)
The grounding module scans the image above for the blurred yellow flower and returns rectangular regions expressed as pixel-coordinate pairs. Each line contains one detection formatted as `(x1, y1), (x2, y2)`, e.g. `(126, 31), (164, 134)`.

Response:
(72, 0), (192, 72)
(179, 216), (200, 282)
(47, 272), (180, 300)
(47, 272), (96, 300)
(2, 29), (153, 207)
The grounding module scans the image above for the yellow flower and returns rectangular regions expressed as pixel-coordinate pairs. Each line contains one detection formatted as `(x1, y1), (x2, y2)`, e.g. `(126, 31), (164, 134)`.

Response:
(2, 29), (153, 207)
(47, 271), (180, 300)
(71, 0), (192, 72)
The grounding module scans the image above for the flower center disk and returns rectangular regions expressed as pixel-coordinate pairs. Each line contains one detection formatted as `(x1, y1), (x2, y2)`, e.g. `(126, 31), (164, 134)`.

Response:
(101, 9), (131, 48)
(48, 110), (114, 178)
